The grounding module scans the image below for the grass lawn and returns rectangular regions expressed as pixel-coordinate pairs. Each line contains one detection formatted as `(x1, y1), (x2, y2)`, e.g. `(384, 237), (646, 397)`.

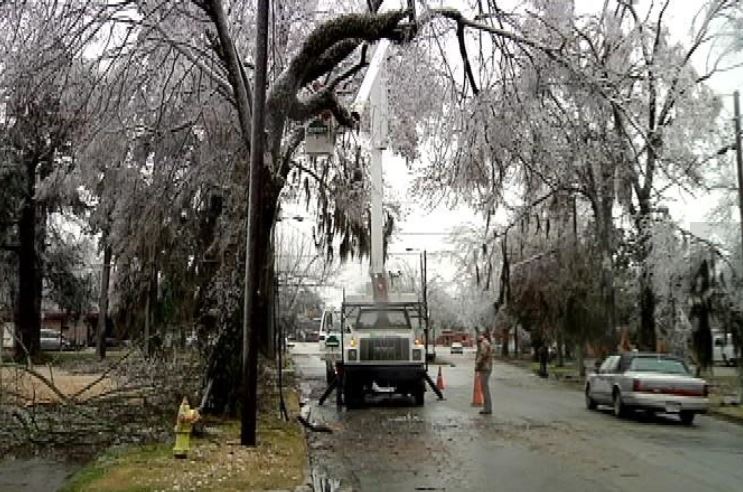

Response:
(61, 389), (307, 492)
(712, 404), (743, 421)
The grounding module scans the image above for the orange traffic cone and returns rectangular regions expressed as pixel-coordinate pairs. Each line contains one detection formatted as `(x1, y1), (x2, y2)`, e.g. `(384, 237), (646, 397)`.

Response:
(471, 372), (484, 406)
(436, 366), (446, 390)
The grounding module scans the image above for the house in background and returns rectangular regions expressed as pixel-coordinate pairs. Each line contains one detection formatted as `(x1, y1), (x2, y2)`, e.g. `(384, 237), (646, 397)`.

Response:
(2, 309), (99, 350)
(40, 309), (99, 347)
(436, 329), (474, 347)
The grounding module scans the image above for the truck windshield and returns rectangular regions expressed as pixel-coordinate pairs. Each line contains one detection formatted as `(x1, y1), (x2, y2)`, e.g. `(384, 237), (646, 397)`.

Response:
(356, 309), (409, 330)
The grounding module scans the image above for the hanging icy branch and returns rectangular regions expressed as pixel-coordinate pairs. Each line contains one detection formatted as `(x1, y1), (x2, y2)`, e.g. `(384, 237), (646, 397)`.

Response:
(291, 11), (408, 80)
(267, 10), (409, 168)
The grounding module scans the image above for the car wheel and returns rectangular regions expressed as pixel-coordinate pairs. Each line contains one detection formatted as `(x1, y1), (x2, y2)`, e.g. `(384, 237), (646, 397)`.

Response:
(613, 390), (626, 418)
(342, 375), (358, 409)
(585, 386), (597, 410)
(679, 411), (695, 426)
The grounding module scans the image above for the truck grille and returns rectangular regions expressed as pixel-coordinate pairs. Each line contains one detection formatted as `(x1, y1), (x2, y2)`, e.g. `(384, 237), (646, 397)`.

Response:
(359, 337), (409, 361)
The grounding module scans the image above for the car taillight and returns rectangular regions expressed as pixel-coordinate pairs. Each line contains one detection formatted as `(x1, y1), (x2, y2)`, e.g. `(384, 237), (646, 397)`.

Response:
(632, 379), (642, 392)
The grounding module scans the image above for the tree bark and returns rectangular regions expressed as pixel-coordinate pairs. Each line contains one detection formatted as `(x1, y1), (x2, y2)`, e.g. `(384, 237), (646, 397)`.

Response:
(501, 327), (509, 357)
(596, 192), (617, 351)
(96, 244), (112, 359)
(14, 158), (41, 361)
(143, 287), (151, 357)
(636, 200), (657, 351)
(576, 342), (585, 378)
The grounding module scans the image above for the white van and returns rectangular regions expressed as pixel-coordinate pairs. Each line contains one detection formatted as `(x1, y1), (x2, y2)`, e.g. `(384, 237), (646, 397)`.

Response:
(713, 331), (738, 366)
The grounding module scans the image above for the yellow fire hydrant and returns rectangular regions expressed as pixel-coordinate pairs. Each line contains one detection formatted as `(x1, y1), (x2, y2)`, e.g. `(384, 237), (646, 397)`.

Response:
(173, 397), (200, 459)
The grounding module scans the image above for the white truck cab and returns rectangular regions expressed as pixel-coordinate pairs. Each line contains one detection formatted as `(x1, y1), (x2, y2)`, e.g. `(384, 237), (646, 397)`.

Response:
(340, 292), (428, 407)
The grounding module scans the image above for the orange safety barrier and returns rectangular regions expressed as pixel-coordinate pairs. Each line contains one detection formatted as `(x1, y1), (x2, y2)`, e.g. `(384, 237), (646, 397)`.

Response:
(436, 366), (446, 390)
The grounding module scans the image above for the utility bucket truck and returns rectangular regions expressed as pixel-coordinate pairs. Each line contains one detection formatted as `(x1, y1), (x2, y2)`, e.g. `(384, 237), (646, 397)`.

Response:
(317, 36), (442, 408)
(339, 288), (434, 407)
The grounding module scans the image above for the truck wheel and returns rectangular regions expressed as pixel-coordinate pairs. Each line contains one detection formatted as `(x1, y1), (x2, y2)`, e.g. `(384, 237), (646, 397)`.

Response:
(343, 380), (362, 409)
(413, 384), (425, 406)
(345, 390), (362, 409)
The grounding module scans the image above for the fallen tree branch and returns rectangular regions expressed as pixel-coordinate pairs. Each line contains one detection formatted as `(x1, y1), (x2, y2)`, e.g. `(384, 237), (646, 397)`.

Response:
(70, 349), (134, 400)
(1, 363), (74, 405)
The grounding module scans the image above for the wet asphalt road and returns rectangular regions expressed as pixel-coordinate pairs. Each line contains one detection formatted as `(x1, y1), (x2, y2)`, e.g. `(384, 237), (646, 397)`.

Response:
(292, 342), (743, 492)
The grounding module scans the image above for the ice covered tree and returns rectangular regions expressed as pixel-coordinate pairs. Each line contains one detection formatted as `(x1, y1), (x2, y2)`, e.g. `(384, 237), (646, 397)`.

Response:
(0, 2), (101, 359)
(413, 0), (742, 351)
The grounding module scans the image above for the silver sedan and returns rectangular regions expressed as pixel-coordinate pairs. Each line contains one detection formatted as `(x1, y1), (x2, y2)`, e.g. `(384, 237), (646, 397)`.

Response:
(585, 353), (708, 425)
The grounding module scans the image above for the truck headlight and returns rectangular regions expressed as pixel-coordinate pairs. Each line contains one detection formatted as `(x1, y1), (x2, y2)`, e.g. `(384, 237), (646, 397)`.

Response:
(412, 348), (422, 361)
(347, 348), (357, 361)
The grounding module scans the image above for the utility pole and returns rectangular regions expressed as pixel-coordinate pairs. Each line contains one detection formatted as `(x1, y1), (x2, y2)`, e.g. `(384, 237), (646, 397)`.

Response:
(734, 91), (743, 279)
(96, 242), (112, 359)
(242, 0), (269, 447)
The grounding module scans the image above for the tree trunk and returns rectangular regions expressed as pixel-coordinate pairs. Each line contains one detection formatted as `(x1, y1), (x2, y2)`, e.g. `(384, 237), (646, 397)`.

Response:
(576, 342), (585, 378)
(636, 201), (657, 351)
(596, 193), (617, 351)
(202, 180), (279, 415)
(501, 327), (509, 357)
(260, 232), (276, 357)
(639, 282), (657, 350)
(142, 247), (159, 357)
(96, 244), (112, 359)
(14, 159), (41, 361)
(143, 288), (151, 357)
(557, 327), (564, 367)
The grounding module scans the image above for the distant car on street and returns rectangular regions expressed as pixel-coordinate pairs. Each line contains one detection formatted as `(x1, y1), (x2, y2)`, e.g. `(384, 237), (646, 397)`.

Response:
(450, 342), (464, 354)
(585, 353), (708, 425)
(40, 329), (70, 351)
